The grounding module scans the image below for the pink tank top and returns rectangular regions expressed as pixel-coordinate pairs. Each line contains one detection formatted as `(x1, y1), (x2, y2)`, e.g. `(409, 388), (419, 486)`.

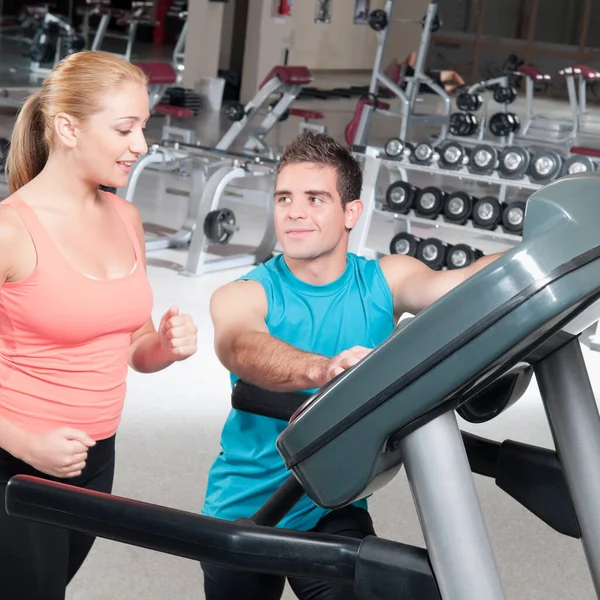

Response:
(0, 194), (154, 440)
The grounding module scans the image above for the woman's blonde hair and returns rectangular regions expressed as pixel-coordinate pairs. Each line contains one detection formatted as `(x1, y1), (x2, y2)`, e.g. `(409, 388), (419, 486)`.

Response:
(6, 50), (148, 193)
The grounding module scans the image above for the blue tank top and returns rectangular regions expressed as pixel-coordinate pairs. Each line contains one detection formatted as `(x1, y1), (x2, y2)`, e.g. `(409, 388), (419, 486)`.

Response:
(201, 253), (395, 531)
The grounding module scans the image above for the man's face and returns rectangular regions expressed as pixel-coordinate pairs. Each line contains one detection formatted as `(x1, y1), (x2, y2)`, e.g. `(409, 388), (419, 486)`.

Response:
(273, 162), (362, 260)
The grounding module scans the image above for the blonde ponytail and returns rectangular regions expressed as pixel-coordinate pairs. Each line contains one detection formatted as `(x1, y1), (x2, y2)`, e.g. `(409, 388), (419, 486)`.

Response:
(6, 91), (49, 193)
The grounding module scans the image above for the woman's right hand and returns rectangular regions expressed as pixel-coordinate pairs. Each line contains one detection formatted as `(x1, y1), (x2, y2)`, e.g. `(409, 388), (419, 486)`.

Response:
(21, 427), (96, 479)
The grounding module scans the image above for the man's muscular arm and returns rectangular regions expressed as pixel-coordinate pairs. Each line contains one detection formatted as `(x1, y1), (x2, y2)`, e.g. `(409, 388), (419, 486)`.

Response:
(210, 280), (369, 392)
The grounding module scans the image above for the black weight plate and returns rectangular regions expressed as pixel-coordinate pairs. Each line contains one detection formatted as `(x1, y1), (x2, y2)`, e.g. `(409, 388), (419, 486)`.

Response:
(414, 187), (445, 218)
(498, 146), (531, 179)
(389, 232), (420, 256)
(438, 142), (466, 170)
(468, 144), (497, 175)
(501, 201), (526, 234)
(456, 92), (483, 112)
(410, 142), (435, 164)
(560, 154), (596, 177)
(204, 208), (236, 244)
(416, 238), (447, 270)
(472, 196), (502, 230)
(528, 150), (563, 182)
(492, 86), (517, 105)
(443, 191), (473, 224)
(368, 9), (388, 31)
(446, 244), (479, 270)
(384, 137), (405, 158)
(489, 112), (520, 137)
(385, 181), (416, 213)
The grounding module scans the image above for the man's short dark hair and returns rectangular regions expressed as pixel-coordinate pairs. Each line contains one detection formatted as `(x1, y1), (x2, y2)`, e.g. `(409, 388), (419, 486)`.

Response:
(276, 132), (363, 208)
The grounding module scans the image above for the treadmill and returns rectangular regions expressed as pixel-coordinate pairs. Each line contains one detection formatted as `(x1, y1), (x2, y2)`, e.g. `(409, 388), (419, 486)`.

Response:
(7, 173), (600, 599)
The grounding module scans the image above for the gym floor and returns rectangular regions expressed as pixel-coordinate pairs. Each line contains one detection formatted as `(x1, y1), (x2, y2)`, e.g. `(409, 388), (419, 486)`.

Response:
(2, 45), (600, 599)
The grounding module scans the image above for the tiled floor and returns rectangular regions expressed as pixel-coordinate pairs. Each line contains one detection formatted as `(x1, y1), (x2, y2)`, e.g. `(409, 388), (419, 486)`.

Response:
(2, 43), (600, 600)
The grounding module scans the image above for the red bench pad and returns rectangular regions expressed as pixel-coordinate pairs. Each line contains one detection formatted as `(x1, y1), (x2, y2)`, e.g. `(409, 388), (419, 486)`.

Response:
(154, 104), (194, 119)
(560, 64), (600, 82)
(288, 109), (325, 120)
(570, 146), (600, 158)
(260, 66), (313, 89)
(135, 62), (178, 85)
(517, 65), (552, 81)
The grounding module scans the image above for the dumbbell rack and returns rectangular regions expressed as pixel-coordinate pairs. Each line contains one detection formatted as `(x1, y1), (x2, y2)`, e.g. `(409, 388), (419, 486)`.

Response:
(350, 145), (541, 265)
(381, 152), (540, 208)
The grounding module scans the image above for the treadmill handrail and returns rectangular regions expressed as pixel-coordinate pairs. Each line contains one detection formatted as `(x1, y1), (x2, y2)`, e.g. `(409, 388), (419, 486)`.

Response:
(5, 475), (358, 583)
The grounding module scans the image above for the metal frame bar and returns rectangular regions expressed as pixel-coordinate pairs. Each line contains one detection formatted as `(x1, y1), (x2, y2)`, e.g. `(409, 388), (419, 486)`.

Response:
(400, 410), (506, 600)
(536, 338), (600, 596)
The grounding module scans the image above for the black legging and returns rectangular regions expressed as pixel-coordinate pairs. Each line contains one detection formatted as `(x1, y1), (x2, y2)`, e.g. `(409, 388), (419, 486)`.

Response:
(0, 434), (116, 600)
(201, 505), (376, 600)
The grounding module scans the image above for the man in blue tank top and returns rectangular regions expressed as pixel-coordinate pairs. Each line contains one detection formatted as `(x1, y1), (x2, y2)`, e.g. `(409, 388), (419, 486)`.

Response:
(201, 132), (502, 599)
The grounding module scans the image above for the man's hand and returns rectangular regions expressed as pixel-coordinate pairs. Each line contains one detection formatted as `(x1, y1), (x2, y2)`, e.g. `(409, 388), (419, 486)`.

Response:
(313, 346), (373, 388)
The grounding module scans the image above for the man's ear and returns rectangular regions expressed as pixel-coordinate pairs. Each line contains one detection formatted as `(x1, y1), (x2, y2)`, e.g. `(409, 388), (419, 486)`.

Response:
(345, 199), (364, 230)
(53, 112), (79, 149)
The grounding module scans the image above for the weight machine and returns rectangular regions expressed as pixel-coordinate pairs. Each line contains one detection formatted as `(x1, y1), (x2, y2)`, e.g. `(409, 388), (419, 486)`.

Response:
(349, 1), (452, 148)
(88, 1), (155, 62)
(122, 141), (278, 277)
(220, 65), (327, 156)
(27, 6), (85, 76)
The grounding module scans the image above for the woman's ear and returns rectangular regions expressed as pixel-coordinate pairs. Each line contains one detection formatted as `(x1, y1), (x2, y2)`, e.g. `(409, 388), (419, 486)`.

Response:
(53, 112), (79, 149)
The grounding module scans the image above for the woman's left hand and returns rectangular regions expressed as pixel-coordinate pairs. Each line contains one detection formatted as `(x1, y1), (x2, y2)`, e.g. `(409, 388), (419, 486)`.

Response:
(158, 306), (198, 360)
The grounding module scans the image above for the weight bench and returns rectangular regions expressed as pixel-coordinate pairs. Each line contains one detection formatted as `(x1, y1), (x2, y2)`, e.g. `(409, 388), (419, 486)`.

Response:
(345, 96), (391, 147)
(134, 61), (196, 143)
(122, 141), (278, 277)
(7, 174), (600, 600)
(559, 64), (600, 138)
(217, 65), (327, 155)
(511, 64), (575, 143)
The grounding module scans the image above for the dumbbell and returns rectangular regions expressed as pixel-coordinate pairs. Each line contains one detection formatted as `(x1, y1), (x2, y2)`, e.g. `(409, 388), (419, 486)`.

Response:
(467, 144), (497, 175)
(489, 112), (521, 137)
(560, 154), (597, 177)
(368, 9), (442, 32)
(416, 238), (450, 271)
(501, 201), (527, 235)
(442, 191), (475, 225)
(203, 208), (239, 244)
(449, 112), (478, 137)
(413, 186), (446, 219)
(471, 196), (502, 230)
(445, 244), (484, 270)
(527, 149), (564, 183)
(497, 146), (531, 179)
(389, 232), (421, 257)
(385, 181), (419, 214)
(409, 142), (439, 166)
(437, 141), (470, 170)
(384, 137), (413, 160)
